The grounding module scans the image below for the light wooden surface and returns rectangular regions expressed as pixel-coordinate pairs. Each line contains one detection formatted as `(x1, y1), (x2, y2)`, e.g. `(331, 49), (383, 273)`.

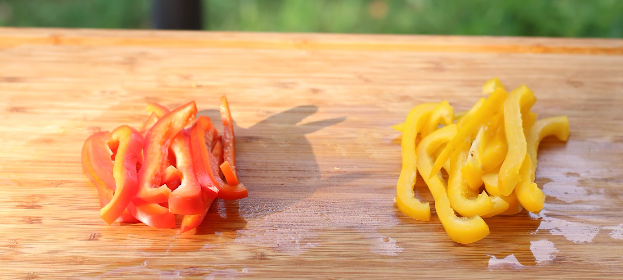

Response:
(0, 28), (622, 279)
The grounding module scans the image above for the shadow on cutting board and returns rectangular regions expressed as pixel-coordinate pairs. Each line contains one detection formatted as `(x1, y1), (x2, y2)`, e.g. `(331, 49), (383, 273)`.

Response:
(195, 105), (367, 235)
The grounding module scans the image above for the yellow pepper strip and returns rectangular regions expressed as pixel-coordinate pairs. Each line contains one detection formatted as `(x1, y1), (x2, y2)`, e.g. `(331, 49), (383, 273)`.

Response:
(456, 98), (485, 129)
(480, 196), (510, 218)
(481, 122), (507, 172)
(393, 105), (459, 133)
(523, 111), (538, 136)
(481, 172), (522, 215)
(454, 109), (468, 121)
(421, 101), (454, 138)
(482, 77), (506, 95)
(416, 124), (490, 244)
(516, 116), (571, 213)
(527, 116), (570, 170)
(391, 123), (405, 132)
(515, 156), (544, 213)
(430, 88), (508, 179)
(461, 126), (486, 190)
(448, 140), (494, 218)
(396, 103), (439, 221)
(498, 85), (536, 196)
(434, 144), (452, 174)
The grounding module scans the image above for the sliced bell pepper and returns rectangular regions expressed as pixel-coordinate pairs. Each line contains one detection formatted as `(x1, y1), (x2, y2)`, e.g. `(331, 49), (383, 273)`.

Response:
(391, 123), (405, 132)
(221, 161), (238, 186)
(395, 103), (438, 221)
(82, 132), (139, 223)
(180, 191), (216, 233)
(482, 77), (505, 95)
(417, 124), (489, 244)
(480, 196), (510, 218)
(421, 100), (454, 138)
(456, 97), (485, 129)
(139, 113), (159, 136)
(147, 102), (170, 118)
(162, 165), (182, 184)
(168, 130), (206, 215)
(430, 88), (508, 179)
(219, 96), (239, 183)
(481, 121), (507, 172)
(127, 198), (175, 229)
(447, 140), (494, 218)
(461, 126), (486, 190)
(137, 101), (197, 203)
(516, 116), (570, 213)
(190, 116), (242, 199)
(392, 109), (465, 133)
(481, 172), (523, 215)
(498, 85), (536, 196)
(100, 125), (144, 225)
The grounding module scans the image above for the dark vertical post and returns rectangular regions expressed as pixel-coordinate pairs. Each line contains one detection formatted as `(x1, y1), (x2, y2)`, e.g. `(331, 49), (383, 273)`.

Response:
(151, 0), (203, 30)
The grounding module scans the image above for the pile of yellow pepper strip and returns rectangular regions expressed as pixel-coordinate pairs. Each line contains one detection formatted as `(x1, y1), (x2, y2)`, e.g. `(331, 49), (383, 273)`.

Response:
(393, 78), (570, 244)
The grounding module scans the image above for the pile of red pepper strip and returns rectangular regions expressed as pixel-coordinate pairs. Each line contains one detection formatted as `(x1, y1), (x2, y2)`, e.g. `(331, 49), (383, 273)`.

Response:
(81, 97), (247, 233)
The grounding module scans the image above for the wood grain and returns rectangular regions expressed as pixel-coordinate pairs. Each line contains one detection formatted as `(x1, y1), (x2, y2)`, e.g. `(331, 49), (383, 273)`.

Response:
(0, 28), (622, 279)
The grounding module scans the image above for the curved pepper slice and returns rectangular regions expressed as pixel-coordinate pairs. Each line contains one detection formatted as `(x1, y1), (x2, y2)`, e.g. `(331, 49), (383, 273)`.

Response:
(430, 88), (508, 179)
(421, 100), (454, 138)
(127, 198), (175, 229)
(395, 103), (438, 221)
(456, 98), (485, 129)
(220, 96), (239, 183)
(498, 85), (536, 196)
(417, 124), (489, 244)
(168, 130), (206, 215)
(190, 116), (243, 200)
(140, 113), (159, 136)
(221, 161), (238, 185)
(482, 77), (506, 95)
(81, 132), (138, 223)
(100, 126), (144, 225)
(392, 110), (466, 133)
(137, 101), (197, 203)
(147, 102), (170, 118)
(482, 173), (523, 215)
(515, 116), (570, 213)
(461, 126), (486, 190)
(180, 191), (217, 233)
(448, 140), (494, 218)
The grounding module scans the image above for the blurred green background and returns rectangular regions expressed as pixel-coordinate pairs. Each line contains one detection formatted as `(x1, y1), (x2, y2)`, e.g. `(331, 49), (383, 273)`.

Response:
(0, 0), (621, 38)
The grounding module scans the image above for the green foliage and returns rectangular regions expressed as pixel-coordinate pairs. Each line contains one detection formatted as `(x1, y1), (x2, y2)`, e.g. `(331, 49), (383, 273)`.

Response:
(0, 0), (620, 38)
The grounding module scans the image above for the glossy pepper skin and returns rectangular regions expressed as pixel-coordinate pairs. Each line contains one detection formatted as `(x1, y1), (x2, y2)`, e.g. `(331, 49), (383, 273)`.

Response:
(461, 126), (487, 190)
(100, 126), (144, 225)
(498, 85), (536, 196)
(421, 100), (454, 139)
(219, 96), (239, 183)
(417, 124), (490, 244)
(190, 116), (245, 200)
(430, 88), (508, 179)
(167, 130), (206, 215)
(515, 116), (570, 213)
(395, 103), (438, 221)
(447, 140), (494, 218)
(137, 101), (197, 203)
(81, 132), (138, 223)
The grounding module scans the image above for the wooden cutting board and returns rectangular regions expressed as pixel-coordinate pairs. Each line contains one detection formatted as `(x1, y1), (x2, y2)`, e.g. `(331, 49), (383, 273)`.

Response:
(1, 28), (623, 279)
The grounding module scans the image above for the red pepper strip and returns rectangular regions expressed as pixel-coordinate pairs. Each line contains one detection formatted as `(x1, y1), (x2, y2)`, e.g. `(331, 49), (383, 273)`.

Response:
(180, 191), (217, 233)
(137, 101), (197, 203)
(127, 198), (175, 228)
(166, 180), (181, 191)
(220, 96), (239, 182)
(212, 138), (224, 167)
(162, 165), (182, 183)
(220, 161), (239, 185)
(82, 132), (139, 223)
(100, 126), (144, 225)
(139, 113), (159, 136)
(147, 102), (170, 118)
(168, 130), (206, 215)
(190, 116), (245, 200)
